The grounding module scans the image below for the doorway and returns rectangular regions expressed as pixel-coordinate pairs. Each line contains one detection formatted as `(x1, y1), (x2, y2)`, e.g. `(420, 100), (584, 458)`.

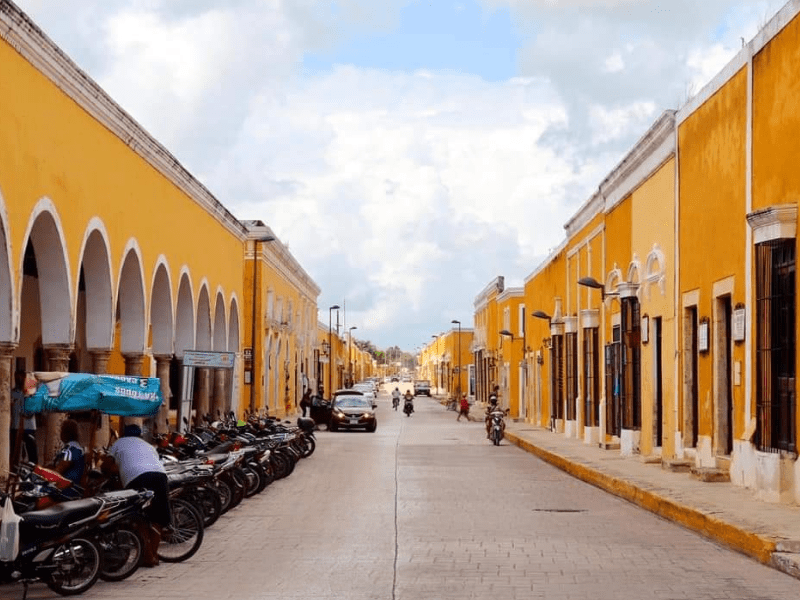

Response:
(714, 295), (734, 456)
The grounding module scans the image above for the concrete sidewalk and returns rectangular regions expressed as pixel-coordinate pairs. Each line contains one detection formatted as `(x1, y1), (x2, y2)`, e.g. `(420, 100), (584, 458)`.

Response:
(502, 420), (800, 580)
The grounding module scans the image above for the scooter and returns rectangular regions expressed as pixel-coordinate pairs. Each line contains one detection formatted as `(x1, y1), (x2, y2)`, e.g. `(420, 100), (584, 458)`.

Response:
(403, 398), (414, 417)
(488, 408), (508, 446)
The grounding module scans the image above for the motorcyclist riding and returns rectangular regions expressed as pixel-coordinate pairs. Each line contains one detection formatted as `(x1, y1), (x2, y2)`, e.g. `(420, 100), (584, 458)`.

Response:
(485, 386), (501, 438)
(392, 387), (401, 410)
(403, 390), (414, 416)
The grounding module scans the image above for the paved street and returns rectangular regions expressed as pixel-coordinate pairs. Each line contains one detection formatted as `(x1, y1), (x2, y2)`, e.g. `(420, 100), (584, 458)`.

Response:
(8, 388), (800, 600)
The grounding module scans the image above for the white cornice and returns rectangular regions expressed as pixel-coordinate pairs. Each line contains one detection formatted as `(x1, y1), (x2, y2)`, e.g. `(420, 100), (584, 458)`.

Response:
(600, 111), (676, 213)
(746, 204), (798, 243)
(564, 190), (604, 238)
(0, 1), (248, 240)
(677, 1), (800, 126)
(473, 276), (505, 310)
(497, 287), (524, 302)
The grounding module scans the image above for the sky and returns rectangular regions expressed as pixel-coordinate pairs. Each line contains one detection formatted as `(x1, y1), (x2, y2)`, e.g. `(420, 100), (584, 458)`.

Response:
(14, 0), (786, 353)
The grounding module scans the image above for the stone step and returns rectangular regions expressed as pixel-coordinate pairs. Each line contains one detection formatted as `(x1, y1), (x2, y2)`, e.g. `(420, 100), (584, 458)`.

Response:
(662, 459), (693, 473)
(690, 467), (731, 482)
(640, 454), (662, 464)
(599, 441), (620, 450)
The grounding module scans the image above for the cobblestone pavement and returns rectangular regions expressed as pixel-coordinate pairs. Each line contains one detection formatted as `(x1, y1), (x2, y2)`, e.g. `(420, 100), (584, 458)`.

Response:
(5, 392), (799, 599)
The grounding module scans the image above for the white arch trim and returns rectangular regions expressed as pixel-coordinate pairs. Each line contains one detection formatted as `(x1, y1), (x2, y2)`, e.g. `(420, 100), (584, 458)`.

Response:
(77, 218), (114, 349)
(0, 183), (15, 342)
(20, 198), (74, 345)
(644, 243), (667, 300)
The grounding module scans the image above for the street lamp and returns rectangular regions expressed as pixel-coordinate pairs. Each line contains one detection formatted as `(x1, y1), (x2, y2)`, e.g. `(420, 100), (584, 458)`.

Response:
(249, 234), (275, 414)
(328, 305), (340, 397)
(451, 320), (461, 399)
(578, 276), (618, 302)
(348, 326), (357, 387)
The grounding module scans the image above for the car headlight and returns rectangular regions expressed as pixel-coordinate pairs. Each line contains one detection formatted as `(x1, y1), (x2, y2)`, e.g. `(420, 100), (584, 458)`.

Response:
(363, 413), (372, 418)
(334, 409), (346, 419)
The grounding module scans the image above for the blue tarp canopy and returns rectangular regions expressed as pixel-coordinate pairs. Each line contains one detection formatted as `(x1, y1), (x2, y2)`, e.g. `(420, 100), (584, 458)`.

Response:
(24, 373), (163, 416)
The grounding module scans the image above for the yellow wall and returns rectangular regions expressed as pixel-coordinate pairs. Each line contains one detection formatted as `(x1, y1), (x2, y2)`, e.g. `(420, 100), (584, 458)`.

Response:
(678, 69), (747, 446)
(0, 42), (245, 310)
(631, 158), (676, 455)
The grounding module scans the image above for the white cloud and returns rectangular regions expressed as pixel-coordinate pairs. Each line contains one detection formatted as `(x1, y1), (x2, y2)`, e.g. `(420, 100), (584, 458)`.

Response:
(11, 0), (789, 349)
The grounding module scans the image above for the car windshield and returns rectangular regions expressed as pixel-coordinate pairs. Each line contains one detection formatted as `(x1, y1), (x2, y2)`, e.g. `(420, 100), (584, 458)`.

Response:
(335, 397), (370, 408)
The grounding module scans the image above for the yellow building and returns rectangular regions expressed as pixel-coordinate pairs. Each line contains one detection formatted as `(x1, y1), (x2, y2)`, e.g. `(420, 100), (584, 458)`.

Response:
(496, 287), (525, 418)
(483, 1), (800, 506)
(472, 277), (504, 404)
(0, 4), (319, 475)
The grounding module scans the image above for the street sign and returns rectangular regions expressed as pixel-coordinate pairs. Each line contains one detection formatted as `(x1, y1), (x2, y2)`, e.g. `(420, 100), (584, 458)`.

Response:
(243, 348), (253, 361)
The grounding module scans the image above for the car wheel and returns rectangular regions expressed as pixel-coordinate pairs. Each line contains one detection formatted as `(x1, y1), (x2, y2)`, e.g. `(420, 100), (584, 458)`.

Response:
(329, 420), (337, 432)
(368, 422), (377, 433)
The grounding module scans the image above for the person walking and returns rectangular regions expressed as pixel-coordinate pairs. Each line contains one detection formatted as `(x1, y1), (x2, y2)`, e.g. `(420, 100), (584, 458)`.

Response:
(456, 394), (470, 421)
(300, 387), (312, 417)
(102, 424), (170, 568)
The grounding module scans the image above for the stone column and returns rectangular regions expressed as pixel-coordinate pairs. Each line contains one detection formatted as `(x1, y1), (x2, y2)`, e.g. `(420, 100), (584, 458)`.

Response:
(213, 368), (227, 419)
(194, 368), (211, 426)
(43, 344), (72, 463)
(89, 349), (112, 449)
(121, 353), (145, 435)
(153, 355), (172, 433)
(0, 343), (17, 483)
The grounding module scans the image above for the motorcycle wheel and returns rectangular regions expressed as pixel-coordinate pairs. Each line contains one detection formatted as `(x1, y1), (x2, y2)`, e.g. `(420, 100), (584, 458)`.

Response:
(301, 435), (316, 458)
(158, 498), (204, 563)
(45, 537), (101, 596)
(241, 464), (262, 498)
(98, 526), (143, 582)
(192, 485), (223, 528)
(493, 428), (501, 446)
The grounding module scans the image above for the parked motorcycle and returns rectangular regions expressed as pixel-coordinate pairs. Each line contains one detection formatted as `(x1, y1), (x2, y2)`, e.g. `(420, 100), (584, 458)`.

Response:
(1, 488), (152, 596)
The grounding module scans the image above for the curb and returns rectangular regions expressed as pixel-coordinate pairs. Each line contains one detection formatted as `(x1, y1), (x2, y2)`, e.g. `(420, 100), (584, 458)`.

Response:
(504, 430), (792, 576)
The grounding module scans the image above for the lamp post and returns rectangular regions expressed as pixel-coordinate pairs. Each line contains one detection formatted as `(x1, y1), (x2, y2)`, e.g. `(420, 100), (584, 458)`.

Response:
(578, 276), (619, 302)
(328, 305), (340, 397)
(451, 320), (461, 399)
(348, 326), (357, 387)
(249, 234), (275, 414)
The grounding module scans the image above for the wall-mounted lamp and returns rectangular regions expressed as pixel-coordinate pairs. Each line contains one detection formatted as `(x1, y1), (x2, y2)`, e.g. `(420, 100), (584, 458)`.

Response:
(531, 310), (551, 321)
(578, 276), (619, 302)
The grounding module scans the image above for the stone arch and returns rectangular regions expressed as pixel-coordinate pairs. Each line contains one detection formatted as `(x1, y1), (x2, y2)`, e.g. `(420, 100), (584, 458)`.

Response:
(0, 187), (14, 342)
(626, 253), (642, 285)
(174, 270), (195, 358)
(77, 220), (114, 350)
(116, 241), (147, 354)
(212, 289), (227, 351)
(604, 265), (624, 308)
(196, 282), (212, 351)
(644, 243), (667, 300)
(150, 258), (174, 356)
(273, 336), (282, 412)
(228, 295), (240, 353)
(20, 200), (73, 346)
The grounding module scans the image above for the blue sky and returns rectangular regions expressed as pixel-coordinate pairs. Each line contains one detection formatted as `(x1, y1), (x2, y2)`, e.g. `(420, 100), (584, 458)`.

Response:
(303, 2), (521, 81)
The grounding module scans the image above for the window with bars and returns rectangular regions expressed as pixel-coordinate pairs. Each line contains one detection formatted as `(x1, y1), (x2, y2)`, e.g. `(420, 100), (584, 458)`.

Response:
(550, 334), (564, 420)
(756, 239), (796, 454)
(583, 327), (599, 427)
(621, 297), (642, 430)
(566, 332), (578, 420)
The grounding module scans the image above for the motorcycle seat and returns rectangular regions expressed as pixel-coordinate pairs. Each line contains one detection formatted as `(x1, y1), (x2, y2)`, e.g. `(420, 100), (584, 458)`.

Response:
(296, 417), (316, 432)
(21, 497), (101, 530)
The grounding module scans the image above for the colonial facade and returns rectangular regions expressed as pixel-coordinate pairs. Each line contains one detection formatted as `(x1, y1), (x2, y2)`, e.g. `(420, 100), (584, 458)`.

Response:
(0, 3), (319, 478)
(475, 0), (800, 505)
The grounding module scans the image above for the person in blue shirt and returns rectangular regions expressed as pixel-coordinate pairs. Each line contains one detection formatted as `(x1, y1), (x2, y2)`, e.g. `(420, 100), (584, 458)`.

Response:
(52, 418), (85, 487)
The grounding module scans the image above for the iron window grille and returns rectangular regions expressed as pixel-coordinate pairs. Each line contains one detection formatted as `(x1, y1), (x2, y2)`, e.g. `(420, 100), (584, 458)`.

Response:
(550, 334), (564, 420)
(756, 239), (796, 454)
(566, 331), (578, 421)
(583, 327), (599, 427)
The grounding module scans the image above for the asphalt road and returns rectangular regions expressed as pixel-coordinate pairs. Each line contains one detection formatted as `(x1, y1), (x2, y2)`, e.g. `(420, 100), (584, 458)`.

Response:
(10, 386), (799, 599)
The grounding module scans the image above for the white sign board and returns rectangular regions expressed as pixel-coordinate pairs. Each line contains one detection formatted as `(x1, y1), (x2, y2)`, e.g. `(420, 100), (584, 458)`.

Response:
(733, 307), (746, 342)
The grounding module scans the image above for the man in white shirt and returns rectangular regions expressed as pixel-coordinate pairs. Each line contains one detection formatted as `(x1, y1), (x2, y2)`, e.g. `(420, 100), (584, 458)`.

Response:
(103, 424), (169, 567)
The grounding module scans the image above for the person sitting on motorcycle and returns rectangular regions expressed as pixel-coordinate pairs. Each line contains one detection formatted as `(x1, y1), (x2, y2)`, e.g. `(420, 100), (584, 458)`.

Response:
(485, 390), (504, 438)
(391, 387), (401, 409)
(403, 390), (414, 413)
(52, 418), (85, 489)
